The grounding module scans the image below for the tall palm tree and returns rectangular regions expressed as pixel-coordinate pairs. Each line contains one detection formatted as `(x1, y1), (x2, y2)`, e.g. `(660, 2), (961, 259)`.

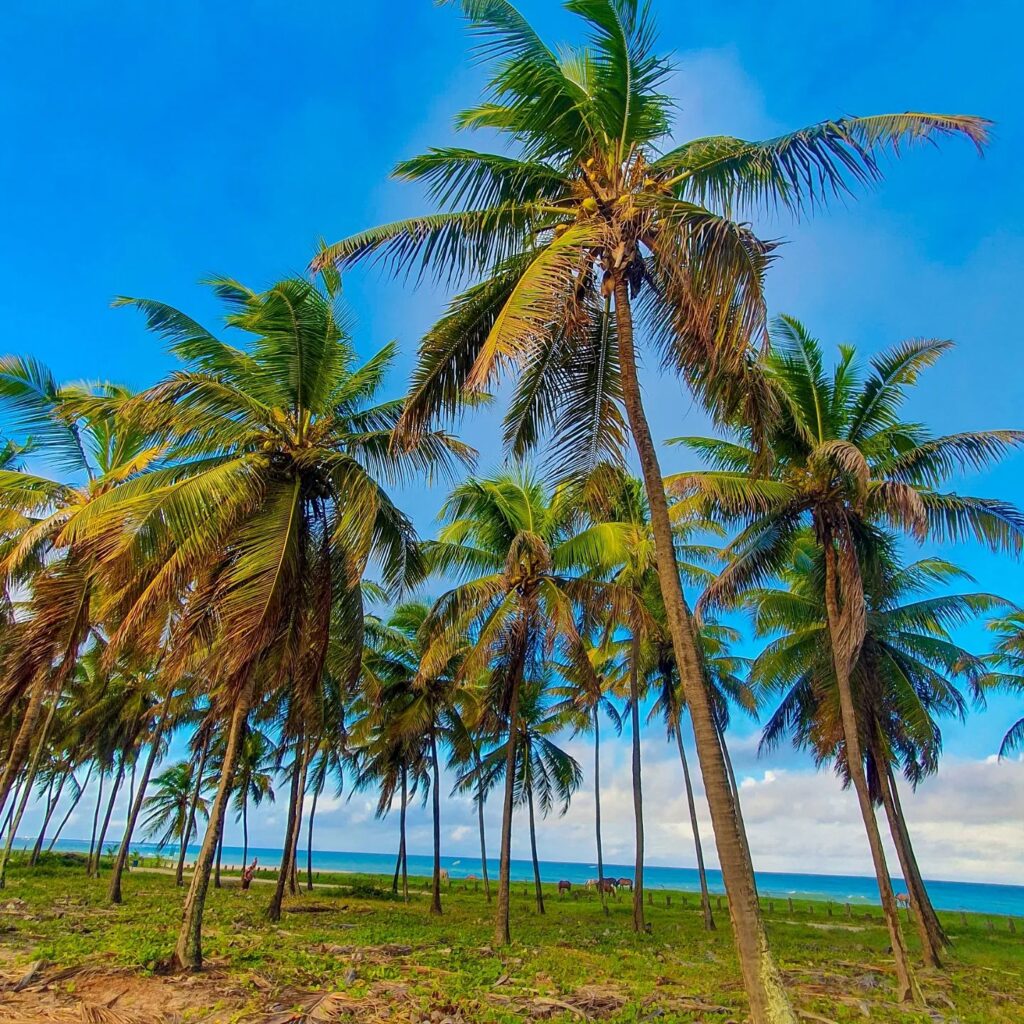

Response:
(313, 4), (986, 1015)
(232, 728), (276, 870)
(749, 534), (1000, 965)
(420, 469), (625, 944)
(552, 635), (622, 915)
(461, 677), (582, 917)
(647, 620), (755, 931)
(981, 613), (1024, 757)
(362, 600), (469, 915)
(95, 274), (467, 968)
(672, 321), (1024, 999)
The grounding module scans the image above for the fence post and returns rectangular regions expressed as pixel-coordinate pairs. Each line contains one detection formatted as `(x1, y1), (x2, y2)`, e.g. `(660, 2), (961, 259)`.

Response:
(788, 898), (794, 914)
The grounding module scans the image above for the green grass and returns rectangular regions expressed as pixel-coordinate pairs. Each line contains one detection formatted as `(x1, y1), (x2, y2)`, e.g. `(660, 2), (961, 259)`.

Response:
(0, 854), (1020, 1023)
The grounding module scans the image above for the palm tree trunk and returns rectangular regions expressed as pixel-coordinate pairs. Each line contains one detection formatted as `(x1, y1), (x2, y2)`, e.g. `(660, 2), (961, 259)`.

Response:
(628, 636), (645, 932)
(593, 707), (607, 916)
(0, 676), (45, 818)
(110, 685), (175, 903)
(306, 784), (319, 891)
(267, 737), (303, 922)
(400, 767), (409, 902)
(886, 762), (947, 951)
(0, 696), (60, 887)
(241, 798), (249, 869)
(174, 681), (252, 970)
(30, 774), (62, 866)
(822, 535), (918, 1004)
(87, 771), (105, 873)
(429, 729), (443, 915)
(286, 741), (305, 901)
(526, 784), (544, 915)
(177, 740), (210, 886)
(287, 745), (308, 897)
(0, 776), (21, 839)
(214, 819), (225, 888)
(91, 763), (124, 876)
(614, 279), (795, 1024)
(877, 752), (946, 964)
(49, 765), (90, 852)
(473, 748), (491, 903)
(676, 723), (714, 930)
(494, 647), (525, 946)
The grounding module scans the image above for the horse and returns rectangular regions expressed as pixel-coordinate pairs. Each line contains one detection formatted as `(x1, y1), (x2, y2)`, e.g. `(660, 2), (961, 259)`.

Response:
(616, 877), (633, 891)
(558, 880), (572, 896)
(597, 878), (618, 895)
(895, 892), (911, 909)
(585, 878), (599, 890)
(439, 868), (450, 885)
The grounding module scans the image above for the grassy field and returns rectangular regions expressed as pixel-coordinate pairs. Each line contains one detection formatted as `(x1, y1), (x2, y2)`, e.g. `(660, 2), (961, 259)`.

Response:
(0, 854), (1020, 1023)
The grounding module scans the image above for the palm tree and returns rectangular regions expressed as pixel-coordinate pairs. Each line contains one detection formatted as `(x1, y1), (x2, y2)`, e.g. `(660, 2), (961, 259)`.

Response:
(98, 274), (467, 968)
(552, 635), (622, 915)
(750, 535), (1000, 964)
(421, 469), (624, 944)
(312, 4), (987, 1015)
(143, 761), (209, 852)
(232, 728), (276, 870)
(362, 600), (469, 915)
(981, 613), (1024, 757)
(672, 322), (1024, 999)
(647, 620), (755, 932)
(0, 364), (158, 823)
(461, 677), (582, 917)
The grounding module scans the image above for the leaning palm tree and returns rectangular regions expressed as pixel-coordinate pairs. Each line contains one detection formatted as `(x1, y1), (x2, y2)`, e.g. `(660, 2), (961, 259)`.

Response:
(981, 613), (1024, 757)
(313, 3), (987, 1016)
(749, 533), (1001, 966)
(420, 469), (626, 944)
(0, 365), (158, 820)
(87, 274), (468, 968)
(672, 321), (1024, 1000)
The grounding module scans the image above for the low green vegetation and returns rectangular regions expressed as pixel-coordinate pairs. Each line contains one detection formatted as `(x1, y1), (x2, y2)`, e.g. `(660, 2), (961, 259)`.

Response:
(0, 856), (1020, 1024)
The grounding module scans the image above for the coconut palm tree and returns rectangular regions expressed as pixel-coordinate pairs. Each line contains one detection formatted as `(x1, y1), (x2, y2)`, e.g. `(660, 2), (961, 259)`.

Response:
(460, 676), (582, 917)
(0, 364), (158, 822)
(647, 620), (756, 931)
(420, 469), (627, 944)
(749, 533), (1002, 964)
(981, 613), (1024, 757)
(361, 600), (470, 915)
(143, 761), (209, 852)
(92, 273), (468, 968)
(552, 635), (622, 915)
(672, 321), (1024, 999)
(232, 728), (276, 871)
(313, 3), (987, 1014)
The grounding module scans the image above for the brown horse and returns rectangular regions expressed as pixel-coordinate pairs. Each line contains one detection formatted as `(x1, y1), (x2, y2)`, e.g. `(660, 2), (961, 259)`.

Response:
(597, 878), (618, 895)
(558, 880), (572, 896)
(616, 877), (633, 891)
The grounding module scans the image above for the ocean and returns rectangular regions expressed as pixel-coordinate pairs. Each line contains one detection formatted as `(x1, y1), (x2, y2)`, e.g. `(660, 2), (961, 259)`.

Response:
(32, 837), (1024, 916)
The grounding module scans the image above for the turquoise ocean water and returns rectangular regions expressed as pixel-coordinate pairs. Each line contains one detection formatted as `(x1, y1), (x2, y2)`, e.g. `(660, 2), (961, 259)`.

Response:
(33, 837), (1024, 916)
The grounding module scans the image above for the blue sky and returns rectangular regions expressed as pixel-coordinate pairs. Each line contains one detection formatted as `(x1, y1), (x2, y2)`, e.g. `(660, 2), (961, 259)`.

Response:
(3, 1), (1023, 880)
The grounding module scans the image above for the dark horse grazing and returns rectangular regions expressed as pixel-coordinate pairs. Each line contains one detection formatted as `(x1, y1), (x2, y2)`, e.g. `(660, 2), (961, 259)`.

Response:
(558, 880), (572, 896)
(616, 877), (633, 891)
(598, 878), (618, 895)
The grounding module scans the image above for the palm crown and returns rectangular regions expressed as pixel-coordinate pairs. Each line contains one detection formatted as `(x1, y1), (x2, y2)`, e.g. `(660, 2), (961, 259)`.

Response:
(669, 317), (1024, 609)
(314, 0), (988, 473)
